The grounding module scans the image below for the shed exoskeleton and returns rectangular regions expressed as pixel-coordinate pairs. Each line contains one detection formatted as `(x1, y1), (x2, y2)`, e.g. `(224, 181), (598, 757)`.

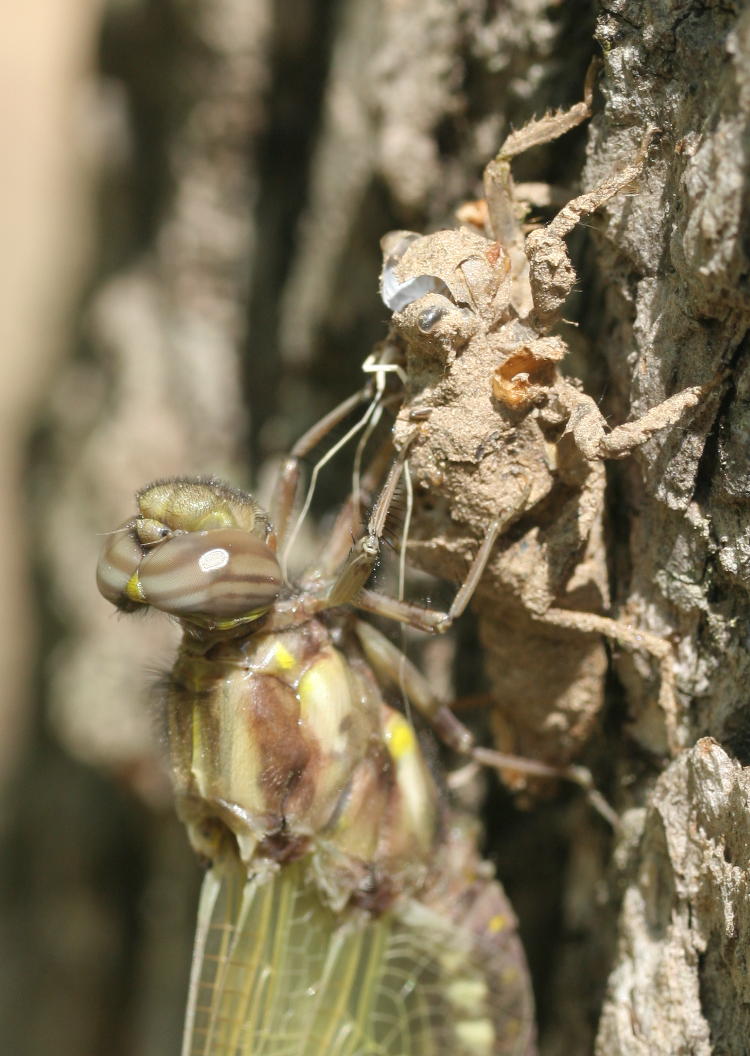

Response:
(97, 456), (536, 1054)
(356, 80), (722, 782)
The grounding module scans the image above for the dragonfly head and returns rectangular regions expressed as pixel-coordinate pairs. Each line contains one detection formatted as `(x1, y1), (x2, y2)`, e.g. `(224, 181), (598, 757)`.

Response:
(96, 479), (282, 631)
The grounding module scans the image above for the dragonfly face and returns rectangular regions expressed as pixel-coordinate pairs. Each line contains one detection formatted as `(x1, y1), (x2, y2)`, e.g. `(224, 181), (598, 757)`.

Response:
(97, 476), (536, 1055)
(97, 479), (282, 629)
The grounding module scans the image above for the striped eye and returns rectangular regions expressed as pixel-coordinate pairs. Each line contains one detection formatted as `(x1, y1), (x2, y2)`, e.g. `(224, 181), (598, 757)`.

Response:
(137, 528), (282, 622)
(96, 522), (144, 610)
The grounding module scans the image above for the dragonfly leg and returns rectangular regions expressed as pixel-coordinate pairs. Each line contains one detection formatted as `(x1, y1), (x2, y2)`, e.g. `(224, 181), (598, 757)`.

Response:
(564, 379), (719, 463)
(323, 436), (417, 606)
(326, 433), (531, 611)
(350, 514), (504, 630)
(306, 436), (395, 580)
(483, 60), (594, 247)
(271, 384), (376, 552)
(352, 520), (681, 757)
(526, 126), (657, 329)
(353, 618), (620, 829)
(541, 606), (680, 755)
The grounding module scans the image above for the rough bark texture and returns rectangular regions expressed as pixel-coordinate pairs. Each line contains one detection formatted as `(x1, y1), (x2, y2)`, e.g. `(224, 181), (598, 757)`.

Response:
(597, 738), (750, 1054)
(586, 4), (750, 1053)
(4, 1), (749, 1054)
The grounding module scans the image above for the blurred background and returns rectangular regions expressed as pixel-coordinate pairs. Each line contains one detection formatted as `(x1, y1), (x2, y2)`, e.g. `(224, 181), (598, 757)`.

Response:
(0, 2), (596, 1053)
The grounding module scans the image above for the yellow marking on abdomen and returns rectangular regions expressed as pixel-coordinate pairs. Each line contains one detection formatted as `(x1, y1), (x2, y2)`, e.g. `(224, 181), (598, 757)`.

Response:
(125, 571), (146, 603)
(488, 913), (508, 934)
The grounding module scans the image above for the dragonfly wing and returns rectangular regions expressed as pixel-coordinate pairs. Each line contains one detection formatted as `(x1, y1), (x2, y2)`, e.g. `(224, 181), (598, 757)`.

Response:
(182, 856), (534, 1056)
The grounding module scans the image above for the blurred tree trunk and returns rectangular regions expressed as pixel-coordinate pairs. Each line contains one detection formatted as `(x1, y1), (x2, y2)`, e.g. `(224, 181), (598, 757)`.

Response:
(7, 1), (748, 1054)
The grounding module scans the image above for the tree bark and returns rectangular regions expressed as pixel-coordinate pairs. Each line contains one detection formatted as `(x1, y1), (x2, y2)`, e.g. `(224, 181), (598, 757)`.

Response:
(586, 4), (750, 1053)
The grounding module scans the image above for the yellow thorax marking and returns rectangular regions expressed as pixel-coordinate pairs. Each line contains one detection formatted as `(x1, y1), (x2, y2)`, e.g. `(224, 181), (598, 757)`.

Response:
(272, 642), (296, 671)
(385, 714), (416, 760)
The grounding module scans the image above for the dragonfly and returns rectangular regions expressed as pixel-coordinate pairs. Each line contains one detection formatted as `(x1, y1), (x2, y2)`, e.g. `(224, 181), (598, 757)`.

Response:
(96, 400), (536, 1055)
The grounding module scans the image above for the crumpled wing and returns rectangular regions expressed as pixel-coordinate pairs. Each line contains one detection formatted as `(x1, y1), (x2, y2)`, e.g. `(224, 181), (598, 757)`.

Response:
(182, 857), (535, 1056)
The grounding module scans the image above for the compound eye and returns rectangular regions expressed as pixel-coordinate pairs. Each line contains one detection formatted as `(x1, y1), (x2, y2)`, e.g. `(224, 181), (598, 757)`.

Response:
(137, 528), (282, 621)
(96, 522), (144, 609)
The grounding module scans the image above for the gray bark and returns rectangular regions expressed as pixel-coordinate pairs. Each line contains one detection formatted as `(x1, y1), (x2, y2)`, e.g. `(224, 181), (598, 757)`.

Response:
(587, 4), (750, 1053)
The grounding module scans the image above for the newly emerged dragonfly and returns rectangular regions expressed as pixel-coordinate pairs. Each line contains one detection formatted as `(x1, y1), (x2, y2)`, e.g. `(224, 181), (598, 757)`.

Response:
(96, 411), (536, 1054)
